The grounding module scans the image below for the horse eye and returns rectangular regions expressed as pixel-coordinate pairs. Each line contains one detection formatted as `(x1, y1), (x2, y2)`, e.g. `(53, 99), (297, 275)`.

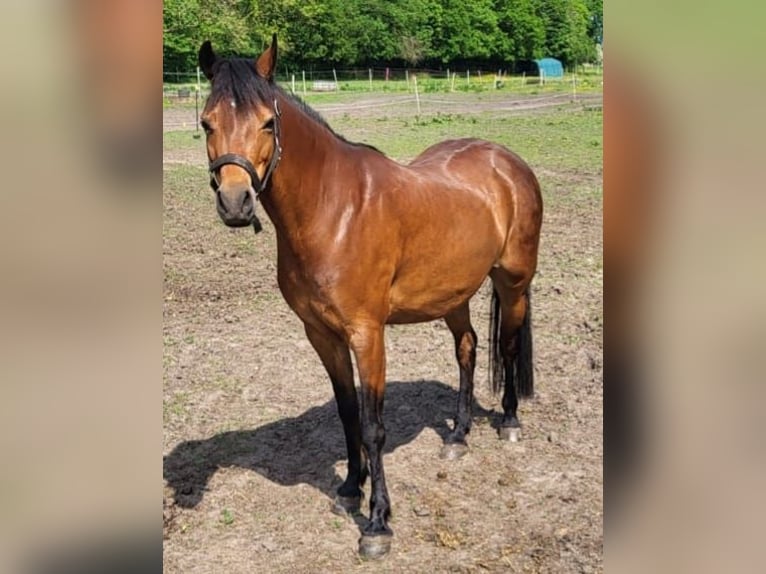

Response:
(262, 118), (275, 132)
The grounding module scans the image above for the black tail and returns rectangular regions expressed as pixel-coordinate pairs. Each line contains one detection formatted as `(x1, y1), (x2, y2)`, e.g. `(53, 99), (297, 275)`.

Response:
(489, 286), (534, 398)
(515, 287), (534, 398)
(489, 288), (504, 395)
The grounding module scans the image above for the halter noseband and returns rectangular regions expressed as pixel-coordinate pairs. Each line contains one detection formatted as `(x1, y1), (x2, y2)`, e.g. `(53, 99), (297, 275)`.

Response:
(208, 98), (283, 198)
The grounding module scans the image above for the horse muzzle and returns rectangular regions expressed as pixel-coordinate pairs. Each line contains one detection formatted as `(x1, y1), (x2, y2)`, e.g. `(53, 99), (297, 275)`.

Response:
(216, 187), (254, 228)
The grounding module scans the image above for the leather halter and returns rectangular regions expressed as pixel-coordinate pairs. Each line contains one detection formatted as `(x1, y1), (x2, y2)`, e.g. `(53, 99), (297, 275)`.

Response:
(208, 98), (282, 198)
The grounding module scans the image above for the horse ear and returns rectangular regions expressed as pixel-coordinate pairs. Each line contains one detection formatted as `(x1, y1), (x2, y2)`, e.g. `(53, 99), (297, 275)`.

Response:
(199, 41), (217, 80)
(255, 34), (278, 81)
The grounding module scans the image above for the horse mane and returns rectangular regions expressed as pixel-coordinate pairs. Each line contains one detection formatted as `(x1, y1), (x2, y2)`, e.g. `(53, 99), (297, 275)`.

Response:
(209, 58), (381, 154)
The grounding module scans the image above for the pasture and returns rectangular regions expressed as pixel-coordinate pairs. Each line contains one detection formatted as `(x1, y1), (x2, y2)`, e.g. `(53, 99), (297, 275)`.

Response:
(163, 90), (602, 572)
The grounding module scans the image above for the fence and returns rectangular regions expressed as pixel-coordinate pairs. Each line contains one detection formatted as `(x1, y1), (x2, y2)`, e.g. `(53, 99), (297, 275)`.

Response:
(163, 65), (603, 133)
(163, 64), (603, 100)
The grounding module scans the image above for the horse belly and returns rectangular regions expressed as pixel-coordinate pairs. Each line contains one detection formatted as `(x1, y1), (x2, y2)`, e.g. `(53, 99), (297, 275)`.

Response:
(385, 201), (505, 323)
(386, 261), (490, 324)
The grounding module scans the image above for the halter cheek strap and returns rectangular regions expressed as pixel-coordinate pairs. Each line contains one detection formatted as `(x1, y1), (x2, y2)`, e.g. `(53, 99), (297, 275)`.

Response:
(208, 98), (283, 198)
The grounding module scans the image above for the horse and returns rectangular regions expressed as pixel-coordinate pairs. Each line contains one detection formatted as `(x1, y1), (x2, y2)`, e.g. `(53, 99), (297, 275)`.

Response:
(196, 35), (543, 559)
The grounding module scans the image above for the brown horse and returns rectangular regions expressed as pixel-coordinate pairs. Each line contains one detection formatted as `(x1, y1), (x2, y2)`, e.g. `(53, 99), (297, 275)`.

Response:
(198, 35), (542, 559)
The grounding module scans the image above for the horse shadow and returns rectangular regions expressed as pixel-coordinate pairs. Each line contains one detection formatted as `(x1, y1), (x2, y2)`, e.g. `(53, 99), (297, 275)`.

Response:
(164, 380), (496, 509)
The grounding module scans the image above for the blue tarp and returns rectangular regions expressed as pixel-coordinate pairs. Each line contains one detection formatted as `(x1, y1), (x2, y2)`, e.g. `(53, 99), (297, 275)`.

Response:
(535, 58), (564, 78)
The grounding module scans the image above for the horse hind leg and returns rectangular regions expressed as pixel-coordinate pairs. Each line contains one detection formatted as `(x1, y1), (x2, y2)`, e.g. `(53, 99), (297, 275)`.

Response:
(440, 303), (477, 460)
(489, 270), (534, 442)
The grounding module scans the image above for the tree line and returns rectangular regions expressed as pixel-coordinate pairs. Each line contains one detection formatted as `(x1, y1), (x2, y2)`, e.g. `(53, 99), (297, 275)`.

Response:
(164, 0), (602, 75)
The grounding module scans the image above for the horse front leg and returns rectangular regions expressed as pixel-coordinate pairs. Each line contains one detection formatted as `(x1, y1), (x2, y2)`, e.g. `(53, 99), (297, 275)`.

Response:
(348, 323), (393, 559)
(304, 323), (366, 515)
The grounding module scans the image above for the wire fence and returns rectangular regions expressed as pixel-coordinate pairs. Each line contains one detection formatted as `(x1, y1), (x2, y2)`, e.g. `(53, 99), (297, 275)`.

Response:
(163, 65), (603, 101)
(163, 65), (603, 134)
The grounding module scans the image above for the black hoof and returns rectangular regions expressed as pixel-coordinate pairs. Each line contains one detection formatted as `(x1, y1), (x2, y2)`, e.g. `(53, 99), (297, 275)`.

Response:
(498, 426), (522, 442)
(439, 442), (469, 460)
(331, 494), (362, 517)
(359, 533), (392, 560)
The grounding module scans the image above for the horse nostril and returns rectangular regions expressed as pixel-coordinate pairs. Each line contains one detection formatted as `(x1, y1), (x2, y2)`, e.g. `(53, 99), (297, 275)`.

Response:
(242, 192), (254, 215)
(215, 190), (227, 214)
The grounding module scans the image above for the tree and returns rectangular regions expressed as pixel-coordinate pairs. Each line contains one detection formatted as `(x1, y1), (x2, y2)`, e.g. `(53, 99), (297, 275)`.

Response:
(432, 0), (501, 63)
(566, 0), (596, 67)
(162, 0), (602, 74)
(163, 0), (201, 72)
(401, 36), (426, 66)
(585, 0), (603, 45)
(395, 0), (443, 64)
(197, 0), (253, 56)
(535, 0), (595, 67)
(163, 0), (257, 72)
(495, 0), (546, 62)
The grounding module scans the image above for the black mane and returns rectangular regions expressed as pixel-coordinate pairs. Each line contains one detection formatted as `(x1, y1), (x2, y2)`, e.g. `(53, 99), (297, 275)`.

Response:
(209, 58), (380, 153)
(208, 58), (276, 111)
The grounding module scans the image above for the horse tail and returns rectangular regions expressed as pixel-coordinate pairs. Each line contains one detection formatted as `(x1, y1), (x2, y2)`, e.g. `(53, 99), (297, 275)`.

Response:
(489, 286), (534, 398)
(515, 287), (534, 398)
(489, 288), (504, 395)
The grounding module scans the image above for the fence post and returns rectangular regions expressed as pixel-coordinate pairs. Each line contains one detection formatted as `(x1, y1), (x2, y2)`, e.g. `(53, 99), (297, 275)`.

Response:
(195, 67), (201, 137)
(332, 68), (339, 91)
(405, 69), (410, 91)
(413, 74), (421, 115)
(386, 67), (389, 82)
(302, 70), (307, 96)
(466, 69), (470, 86)
(291, 74), (296, 93)
(369, 68), (373, 91)
(446, 68), (450, 91)
(572, 72), (577, 101)
(451, 72), (456, 92)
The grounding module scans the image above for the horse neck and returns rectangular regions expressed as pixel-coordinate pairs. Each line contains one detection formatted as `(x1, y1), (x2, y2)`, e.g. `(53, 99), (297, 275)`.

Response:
(259, 95), (342, 239)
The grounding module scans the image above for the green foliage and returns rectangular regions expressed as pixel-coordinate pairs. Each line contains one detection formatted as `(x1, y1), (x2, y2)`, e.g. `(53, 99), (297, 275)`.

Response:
(495, 0), (546, 61)
(431, 0), (500, 62)
(585, 0), (603, 44)
(536, 0), (596, 66)
(164, 0), (259, 72)
(163, 0), (603, 72)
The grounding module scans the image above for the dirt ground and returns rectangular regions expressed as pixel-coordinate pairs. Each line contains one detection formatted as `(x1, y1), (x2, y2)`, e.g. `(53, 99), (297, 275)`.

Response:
(163, 92), (602, 573)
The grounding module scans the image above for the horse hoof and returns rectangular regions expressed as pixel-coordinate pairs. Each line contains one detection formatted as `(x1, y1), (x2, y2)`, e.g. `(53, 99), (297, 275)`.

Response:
(440, 442), (469, 460)
(359, 534), (392, 560)
(331, 494), (361, 517)
(499, 426), (521, 442)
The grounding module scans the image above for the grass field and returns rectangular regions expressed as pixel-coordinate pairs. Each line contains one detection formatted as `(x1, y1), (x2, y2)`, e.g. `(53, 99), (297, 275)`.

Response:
(164, 95), (601, 208)
(163, 90), (602, 572)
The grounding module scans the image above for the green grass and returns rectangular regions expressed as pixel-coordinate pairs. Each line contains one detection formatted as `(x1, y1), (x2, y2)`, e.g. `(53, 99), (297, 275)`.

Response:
(163, 391), (189, 419)
(163, 130), (205, 150)
(330, 107), (603, 174)
(164, 96), (602, 210)
(165, 106), (602, 171)
(220, 508), (235, 526)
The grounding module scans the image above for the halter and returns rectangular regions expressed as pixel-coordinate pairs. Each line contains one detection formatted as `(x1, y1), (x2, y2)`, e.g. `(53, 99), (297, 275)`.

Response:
(208, 98), (283, 199)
